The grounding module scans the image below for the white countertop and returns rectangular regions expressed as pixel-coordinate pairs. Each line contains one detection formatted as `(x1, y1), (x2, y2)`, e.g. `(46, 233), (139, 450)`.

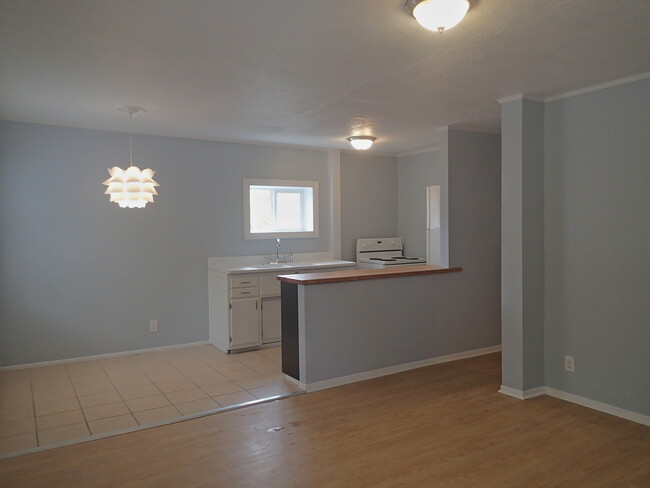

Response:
(219, 261), (356, 274)
(208, 253), (356, 275)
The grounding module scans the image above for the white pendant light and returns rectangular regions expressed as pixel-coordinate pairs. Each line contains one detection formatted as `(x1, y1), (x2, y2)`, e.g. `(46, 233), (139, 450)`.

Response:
(347, 135), (377, 151)
(406, 0), (470, 33)
(103, 105), (159, 208)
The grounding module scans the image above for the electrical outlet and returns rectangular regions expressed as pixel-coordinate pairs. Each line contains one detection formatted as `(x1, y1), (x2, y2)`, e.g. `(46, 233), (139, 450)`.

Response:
(149, 320), (158, 333)
(564, 355), (575, 373)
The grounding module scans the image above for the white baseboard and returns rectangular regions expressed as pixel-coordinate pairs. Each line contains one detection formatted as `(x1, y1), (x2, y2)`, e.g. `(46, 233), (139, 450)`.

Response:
(0, 341), (210, 371)
(283, 374), (306, 391)
(304, 345), (502, 392)
(498, 385), (546, 400)
(499, 385), (649, 427)
(544, 387), (650, 427)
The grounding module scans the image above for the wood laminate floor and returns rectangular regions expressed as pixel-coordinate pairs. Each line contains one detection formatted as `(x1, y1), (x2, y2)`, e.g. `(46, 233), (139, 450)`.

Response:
(0, 353), (648, 487)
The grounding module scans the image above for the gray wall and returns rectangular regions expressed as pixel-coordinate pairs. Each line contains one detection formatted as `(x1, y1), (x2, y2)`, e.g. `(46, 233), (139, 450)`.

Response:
(0, 121), (331, 365)
(447, 130), (502, 352)
(300, 130), (502, 384)
(300, 272), (498, 384)
(340, 152), (398, 261)
(397, 150), (441, 257)
(544, 78), (650, 415)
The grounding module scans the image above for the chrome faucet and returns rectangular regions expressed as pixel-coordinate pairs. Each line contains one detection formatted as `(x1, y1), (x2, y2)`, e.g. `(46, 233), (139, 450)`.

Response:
(263, 239), (293, 264)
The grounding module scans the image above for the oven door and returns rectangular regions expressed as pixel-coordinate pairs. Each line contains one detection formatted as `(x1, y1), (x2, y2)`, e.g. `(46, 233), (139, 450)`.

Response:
(356, 260), (385, 269)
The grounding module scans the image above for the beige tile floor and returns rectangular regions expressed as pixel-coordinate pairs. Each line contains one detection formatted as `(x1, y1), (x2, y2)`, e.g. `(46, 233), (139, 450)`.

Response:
(0, 345), (301, 456)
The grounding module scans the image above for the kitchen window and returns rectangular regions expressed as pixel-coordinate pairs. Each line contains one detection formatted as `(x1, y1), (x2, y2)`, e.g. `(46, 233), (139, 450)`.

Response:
(244, 179), (319, 239)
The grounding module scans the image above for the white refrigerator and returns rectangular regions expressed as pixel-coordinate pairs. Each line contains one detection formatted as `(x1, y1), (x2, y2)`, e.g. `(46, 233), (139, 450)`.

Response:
(426, 185), (441, 266)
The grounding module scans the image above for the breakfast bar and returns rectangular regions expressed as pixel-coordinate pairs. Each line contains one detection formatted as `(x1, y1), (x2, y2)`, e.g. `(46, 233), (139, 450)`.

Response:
(278, 265), (478, 391)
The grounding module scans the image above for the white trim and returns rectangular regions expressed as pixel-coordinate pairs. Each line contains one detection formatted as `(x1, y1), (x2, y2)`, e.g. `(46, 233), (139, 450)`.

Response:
(339, 148), (398, 158)
(0, 341), (210, 371)
(497, 94), (545, 104)
(397, 146), (440, 158)
(497, 94), (523, 104)
(243, 178), (320, 240)
(303, 345), (502, 392)
(498, 385), (546, 400)
(545, 71), (650, 102)
(523, 387), (547, 398)
(498, 385), (649, 426)
(283, 373), (306, 391)
(544, 387), (650, 427)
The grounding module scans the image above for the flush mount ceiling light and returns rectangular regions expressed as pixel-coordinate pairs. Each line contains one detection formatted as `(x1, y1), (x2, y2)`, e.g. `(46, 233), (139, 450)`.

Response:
(103, 105), (159, 208)
(347, 136), (377, 151)
(405, 0), (470, 33)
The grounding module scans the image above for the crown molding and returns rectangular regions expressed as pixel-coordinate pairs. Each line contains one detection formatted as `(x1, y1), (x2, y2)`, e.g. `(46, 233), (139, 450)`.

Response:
(545, 71), (650, 102)
(497, 94), (545, 104)
(340, 148), (398, 158)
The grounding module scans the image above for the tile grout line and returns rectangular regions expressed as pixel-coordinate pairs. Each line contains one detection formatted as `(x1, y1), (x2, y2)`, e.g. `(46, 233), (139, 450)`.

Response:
(68, 363), (92, 438)
(111, 357), (157, 428)
(129, 357), (182, 422)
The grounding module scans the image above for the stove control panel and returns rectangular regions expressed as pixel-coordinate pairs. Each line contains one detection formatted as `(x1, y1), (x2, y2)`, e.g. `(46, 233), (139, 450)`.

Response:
(356, 237), (403, 252)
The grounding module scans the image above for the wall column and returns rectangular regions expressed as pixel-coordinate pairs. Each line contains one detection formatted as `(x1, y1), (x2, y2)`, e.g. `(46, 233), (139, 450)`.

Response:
(436, 127), (450, 267)
(328, 149), (341, 260)
(499, 96), (545, 397)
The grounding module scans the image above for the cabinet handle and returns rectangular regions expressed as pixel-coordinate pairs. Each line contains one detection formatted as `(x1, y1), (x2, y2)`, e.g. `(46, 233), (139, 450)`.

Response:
(241, 281), (250, 284)
(241, 292), (250, 295)
(256, 301), (258, 310)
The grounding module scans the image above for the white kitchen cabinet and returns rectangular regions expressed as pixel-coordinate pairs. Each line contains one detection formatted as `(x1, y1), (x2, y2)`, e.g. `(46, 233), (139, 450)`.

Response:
(209, 261), (356, 353)
(229, 297), (261, 349)
(209, 271), (265, 353)
(261, 297), (282, 344)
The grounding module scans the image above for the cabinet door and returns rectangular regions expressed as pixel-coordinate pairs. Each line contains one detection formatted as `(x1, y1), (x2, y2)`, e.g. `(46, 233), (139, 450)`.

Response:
(229, 298), (261, 349)
(261, 297), (282, 344)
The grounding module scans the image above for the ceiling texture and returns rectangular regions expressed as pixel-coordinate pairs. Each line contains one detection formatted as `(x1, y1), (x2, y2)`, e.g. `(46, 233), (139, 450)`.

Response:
(1, 0), (650, 155)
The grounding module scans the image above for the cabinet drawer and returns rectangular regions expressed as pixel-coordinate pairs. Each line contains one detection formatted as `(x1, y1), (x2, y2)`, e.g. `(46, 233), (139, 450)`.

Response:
(260, 273), (282, 296)
(230, 286), (259, 299)
(229, 275), (259, 289)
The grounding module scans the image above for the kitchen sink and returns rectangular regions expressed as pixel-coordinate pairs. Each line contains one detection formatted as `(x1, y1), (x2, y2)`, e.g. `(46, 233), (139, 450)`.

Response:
(242, 261), (344, 271)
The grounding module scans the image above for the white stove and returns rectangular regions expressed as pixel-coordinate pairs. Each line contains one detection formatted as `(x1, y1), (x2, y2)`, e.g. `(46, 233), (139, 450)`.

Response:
(356, 237), (427, 269)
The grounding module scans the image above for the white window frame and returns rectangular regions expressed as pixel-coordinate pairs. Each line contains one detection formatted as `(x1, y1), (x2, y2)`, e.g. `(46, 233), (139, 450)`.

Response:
(243, 179), (319, 240)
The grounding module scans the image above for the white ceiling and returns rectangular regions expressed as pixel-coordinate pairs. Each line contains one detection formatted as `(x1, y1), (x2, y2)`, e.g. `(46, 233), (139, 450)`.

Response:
(1, 0), (649, 155)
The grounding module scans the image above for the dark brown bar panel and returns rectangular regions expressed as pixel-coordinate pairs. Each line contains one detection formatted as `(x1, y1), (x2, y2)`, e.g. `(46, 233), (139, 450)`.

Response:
(281, 281), (299, 380)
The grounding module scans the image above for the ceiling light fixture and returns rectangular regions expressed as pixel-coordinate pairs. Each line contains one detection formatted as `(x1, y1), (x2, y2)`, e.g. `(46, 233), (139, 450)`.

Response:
(406, 0), (470, 33)
(103, 105), (159, 208)
(347, 136), (377, 151)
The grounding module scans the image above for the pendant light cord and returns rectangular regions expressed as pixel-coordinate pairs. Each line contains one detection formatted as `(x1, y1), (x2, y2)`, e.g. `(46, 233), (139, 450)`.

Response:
(129, 112), (133, 165)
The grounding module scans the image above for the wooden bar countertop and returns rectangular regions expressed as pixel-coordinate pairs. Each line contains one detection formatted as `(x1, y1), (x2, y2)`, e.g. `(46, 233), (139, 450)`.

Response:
(277, 265), (462, 285)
